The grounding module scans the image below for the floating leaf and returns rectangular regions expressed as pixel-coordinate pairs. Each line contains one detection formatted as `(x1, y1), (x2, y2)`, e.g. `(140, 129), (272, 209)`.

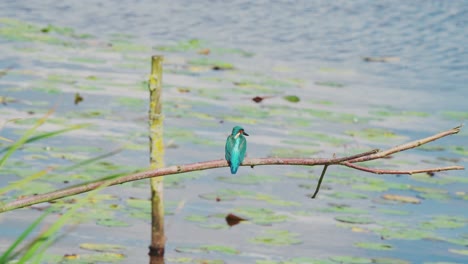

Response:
(329, 256), (372, 263)
(250, 229), (302, 246)
(335, 216), (374, 224)
(315, 81), (344, 88)
(96, 218), (130, 227)
(283, 95), (300, 103)
(354, 242), (393, 251)
(345, 128), (404, 142)
(232, 207), (289, 225)
(371, 227), (434, 240)
(185, 214), (208, 223)
(420, 215), (466, 230)
(327, 192), (369, 200)
(80, 243), (125, 252)
(155, 39), (204, 52)
(61, 252), (126, 262)
(188, 58), (234, 70)
(225, 213), (247, 227)
(363, 57), (400, 63)
(175, 244), (239, 255)
(448, 248), (468, 256)
(442, 111), (468, 121)
(74, 93), (83, 105)
(382, 194), (421, 204)
(321, 204), (368, 214)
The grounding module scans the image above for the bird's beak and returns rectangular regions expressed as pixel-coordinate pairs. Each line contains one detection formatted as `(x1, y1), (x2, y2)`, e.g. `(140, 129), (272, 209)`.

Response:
(243, 131), (249, 136)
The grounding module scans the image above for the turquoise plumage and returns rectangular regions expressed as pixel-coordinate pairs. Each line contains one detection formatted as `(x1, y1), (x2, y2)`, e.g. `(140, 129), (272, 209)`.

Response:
(225, 126), (249, 174)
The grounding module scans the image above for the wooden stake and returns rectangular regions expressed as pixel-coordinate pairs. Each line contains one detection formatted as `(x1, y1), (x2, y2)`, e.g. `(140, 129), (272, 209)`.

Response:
(148, 55), (165, 259)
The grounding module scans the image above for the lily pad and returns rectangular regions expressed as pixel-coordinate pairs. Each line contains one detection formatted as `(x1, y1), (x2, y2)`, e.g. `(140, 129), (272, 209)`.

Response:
(321, 204), (368, 214)
(334, 216), (374, 224)
(354, 242), (393, 251)
(283, 95), (300, 103)
(80, 243), (125, 252)
(61, 252), (126, 262)
(420, 215), (466, 230)
(382, 194), (421, 204)
(175, 244), (239, 255)
(329, 256), (372, 264)
(315, 81), (344, 88)
(232, 206), (289, 225)
(442, 111), (468, 121)
(345, 128), (405, 142)
(448, 248), (468, 256)
(250, 229), (302, 246)
(96, 218), (130, 227)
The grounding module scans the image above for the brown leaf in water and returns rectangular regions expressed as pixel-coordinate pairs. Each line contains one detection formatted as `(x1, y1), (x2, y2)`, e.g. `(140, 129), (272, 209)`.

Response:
(382, 194), (421, 204)
(74, 93), (83, 105)
(225, 213), (247, 227)
(198, 48), (211, 55)
(252, 95), (274, 103)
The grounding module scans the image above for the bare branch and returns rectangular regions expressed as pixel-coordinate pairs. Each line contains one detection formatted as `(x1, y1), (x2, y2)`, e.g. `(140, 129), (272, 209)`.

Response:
(0, 126), (464, 213)
(342, 162), (464, 175)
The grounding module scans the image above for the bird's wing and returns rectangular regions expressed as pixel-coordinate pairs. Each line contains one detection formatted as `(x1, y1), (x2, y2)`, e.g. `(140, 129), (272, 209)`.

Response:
(225, 135), (234, 161)
(238, 136), (247, 163)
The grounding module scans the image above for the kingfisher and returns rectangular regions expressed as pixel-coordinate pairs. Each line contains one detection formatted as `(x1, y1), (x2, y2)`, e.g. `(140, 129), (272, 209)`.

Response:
(225, 126), (249, 174)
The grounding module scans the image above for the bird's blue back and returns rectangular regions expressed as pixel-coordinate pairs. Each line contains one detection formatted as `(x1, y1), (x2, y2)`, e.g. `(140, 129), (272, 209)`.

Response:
(225, 133), (247, 174)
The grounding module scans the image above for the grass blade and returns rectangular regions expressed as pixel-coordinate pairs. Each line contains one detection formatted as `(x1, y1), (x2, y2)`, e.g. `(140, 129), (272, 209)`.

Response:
(0, 209), (51, 263)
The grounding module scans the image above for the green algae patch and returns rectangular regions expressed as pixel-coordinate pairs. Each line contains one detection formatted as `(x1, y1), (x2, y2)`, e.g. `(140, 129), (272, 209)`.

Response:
(250, 229), (302, 246)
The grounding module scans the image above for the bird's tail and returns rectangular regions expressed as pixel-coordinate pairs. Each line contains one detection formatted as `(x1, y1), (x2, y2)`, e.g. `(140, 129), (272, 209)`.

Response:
(230, 164), (239, 174)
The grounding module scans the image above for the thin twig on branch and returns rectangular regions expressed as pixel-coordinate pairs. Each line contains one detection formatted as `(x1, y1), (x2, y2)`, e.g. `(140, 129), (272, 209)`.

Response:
(0, 126), (463, 213)
(347, 125), (462, 163)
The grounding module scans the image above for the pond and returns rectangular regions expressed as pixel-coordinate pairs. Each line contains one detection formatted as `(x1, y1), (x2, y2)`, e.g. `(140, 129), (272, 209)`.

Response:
(0, 1), (467, 263)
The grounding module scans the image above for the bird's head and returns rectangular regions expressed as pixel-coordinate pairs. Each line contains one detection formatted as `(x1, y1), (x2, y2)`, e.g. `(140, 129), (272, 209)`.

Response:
(231, 126), (249, 138)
